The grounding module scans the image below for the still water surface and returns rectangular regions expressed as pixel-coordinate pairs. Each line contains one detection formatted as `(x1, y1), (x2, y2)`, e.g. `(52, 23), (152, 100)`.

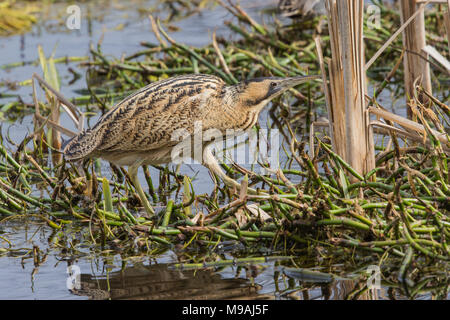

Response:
(0, 0), (301, 300)
(0, 0), (445, 300)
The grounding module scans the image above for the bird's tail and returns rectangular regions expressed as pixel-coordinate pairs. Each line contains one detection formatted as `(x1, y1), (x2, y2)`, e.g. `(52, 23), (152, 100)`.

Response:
(63, 129), (100, 161)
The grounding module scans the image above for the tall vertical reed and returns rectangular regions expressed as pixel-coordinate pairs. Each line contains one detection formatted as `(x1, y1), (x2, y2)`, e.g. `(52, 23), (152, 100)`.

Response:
(400, 0), (432, 116)
(325, 0), (375, 179)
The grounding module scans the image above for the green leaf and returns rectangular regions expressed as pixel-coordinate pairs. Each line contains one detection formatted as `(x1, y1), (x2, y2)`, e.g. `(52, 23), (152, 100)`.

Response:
(339, 169), (349, 199)
(102, 177), (113, 213)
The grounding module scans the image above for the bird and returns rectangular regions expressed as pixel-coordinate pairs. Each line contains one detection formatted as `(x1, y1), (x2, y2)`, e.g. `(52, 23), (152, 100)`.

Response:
(278, 0), (326, 19)
(63, 73), (319, 215)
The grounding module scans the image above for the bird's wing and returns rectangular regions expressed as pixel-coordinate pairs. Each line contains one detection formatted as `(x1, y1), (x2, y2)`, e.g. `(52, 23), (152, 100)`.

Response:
(91, 74), (226, 153)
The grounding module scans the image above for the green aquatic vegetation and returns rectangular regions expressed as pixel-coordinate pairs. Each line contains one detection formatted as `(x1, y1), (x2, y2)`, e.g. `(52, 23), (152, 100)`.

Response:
(0, 0), (448, 300)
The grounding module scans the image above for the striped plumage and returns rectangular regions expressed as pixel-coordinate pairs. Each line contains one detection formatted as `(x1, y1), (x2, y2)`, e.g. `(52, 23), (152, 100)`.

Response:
(64, 74), (261, 166)
(63, 73), (318, 215)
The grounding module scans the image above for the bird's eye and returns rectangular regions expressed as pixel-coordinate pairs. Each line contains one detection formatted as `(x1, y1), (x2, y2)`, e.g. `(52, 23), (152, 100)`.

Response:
(270, 82), (277, 88)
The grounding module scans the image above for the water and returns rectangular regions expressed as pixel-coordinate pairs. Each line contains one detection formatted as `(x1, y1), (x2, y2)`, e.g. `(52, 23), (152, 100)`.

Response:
(0, 0), (292, 300)
(0, 0), (447, 300)
(0, 0), (281, 195)
(0, 220), (375, 300)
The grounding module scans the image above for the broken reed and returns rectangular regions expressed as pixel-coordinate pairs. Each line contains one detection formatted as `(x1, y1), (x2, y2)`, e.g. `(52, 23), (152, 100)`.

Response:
(0, 1), (448, 264)
(323, 0), (375, 179)
(400, 0), (433, 115)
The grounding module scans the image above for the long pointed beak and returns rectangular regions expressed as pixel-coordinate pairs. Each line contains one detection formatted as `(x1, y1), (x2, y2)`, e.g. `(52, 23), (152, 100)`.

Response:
(279, 75), (321, 90)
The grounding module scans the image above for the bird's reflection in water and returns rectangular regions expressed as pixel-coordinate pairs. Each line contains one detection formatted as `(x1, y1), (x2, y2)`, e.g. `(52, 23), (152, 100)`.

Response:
(71, 264), (269, 300)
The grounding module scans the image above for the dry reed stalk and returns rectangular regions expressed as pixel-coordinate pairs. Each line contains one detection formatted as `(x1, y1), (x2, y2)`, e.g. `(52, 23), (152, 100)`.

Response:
(324, 0), (346, 159)
(324, 0), (375, 179)
(365, 1), (431, 70)
(368, 107), (448, 144)
(312, 37), (334, 158)
(400, 0), (433, 116)
(370, 120), (450, 151)
(50, 98), (61, 164)
(314, 119), (449, 151)
(31, 76), (47, 153)
(32, 73), (83, 132)
(446, 0), (450, 51)
(417, 0), (450, 45)
(314, 37), (334, 143)
(34, 113), (77, 138)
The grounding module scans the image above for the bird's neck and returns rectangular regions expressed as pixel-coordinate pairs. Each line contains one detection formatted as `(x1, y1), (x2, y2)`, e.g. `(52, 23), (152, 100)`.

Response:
(222, 85), (241, 108)
(222, 84), (270, 113)
(214, 85), (262, 131)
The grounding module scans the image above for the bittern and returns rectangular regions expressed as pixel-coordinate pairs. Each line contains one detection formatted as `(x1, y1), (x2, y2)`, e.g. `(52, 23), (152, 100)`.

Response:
(63, 74), (319, 215)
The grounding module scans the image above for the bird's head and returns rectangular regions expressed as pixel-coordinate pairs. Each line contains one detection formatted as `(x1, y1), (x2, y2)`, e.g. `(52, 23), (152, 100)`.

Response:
(236, 75), (320, 111)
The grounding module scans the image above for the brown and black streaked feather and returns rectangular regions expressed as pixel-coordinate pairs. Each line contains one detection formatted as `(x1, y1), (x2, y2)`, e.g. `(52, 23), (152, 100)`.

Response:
(64, 74), (232, 162)
(63, 73), (317, 166)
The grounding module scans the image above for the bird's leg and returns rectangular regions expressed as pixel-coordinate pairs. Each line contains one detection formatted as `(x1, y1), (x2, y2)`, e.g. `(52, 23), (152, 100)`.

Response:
(128, 162), (155, 216)
(202, 146), (258, 195)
